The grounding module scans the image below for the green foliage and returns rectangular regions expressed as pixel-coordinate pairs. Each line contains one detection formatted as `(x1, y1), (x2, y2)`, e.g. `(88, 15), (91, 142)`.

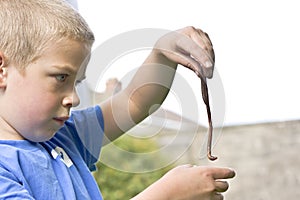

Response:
(93, 134), (173, 200)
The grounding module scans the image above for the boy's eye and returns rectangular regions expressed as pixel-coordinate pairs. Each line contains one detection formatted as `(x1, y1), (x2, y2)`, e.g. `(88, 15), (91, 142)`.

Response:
(55, 74), (68, 82)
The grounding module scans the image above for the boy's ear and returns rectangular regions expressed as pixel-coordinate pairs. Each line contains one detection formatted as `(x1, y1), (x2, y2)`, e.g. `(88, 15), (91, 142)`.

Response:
(0, 52), (7, 88)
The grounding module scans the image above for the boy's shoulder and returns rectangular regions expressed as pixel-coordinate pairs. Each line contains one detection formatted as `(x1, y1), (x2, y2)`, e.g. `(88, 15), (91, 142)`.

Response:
(0, 140), (50, 169)
(0, 140), (66, 199)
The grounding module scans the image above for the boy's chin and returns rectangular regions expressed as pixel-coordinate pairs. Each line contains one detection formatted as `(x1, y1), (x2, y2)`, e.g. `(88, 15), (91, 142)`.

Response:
(22, 130), (57, 142)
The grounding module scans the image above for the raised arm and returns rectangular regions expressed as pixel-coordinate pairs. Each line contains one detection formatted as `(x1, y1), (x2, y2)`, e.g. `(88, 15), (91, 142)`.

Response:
(100, 26), (215, 142)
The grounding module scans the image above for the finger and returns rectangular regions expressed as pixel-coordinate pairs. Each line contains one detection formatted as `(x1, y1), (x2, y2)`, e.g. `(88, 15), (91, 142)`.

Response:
(214, 180), (229, 193)
(211, 167), (236, 180)
(176, 36), (214, 78)
(198, 32), (215, 64)
(155, 46), (204, 79)
(213, 192), (224, 200)
(201, 31), (215, 62)
(190, 28), (215, 63)
(194, 29), (214, 54)
(180, 26), (212, 47)
(189, 28), (211, 50)
(202, 31), (213, 46)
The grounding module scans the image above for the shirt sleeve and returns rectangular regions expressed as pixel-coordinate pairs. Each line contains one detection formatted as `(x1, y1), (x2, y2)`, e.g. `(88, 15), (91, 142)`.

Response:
(0, 167), (35, 200)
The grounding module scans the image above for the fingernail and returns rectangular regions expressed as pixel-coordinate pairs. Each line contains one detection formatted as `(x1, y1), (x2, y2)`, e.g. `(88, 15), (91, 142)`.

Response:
(205, 61), (213, 68)
(229, 169), (236, 177)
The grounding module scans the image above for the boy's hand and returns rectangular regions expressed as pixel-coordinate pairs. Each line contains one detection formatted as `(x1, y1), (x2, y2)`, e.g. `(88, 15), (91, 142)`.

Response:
(154, 26), (215, 79)
(132, 165), (235, 200)
(161, 165), (235, 200)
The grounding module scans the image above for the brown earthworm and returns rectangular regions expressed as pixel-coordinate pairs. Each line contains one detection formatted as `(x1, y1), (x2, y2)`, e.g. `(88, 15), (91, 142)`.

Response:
(200, 77), (217, 161)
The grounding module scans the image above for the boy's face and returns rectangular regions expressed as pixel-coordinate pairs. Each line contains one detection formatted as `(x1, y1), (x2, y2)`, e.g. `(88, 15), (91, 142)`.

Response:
(0, 39), (91, 142)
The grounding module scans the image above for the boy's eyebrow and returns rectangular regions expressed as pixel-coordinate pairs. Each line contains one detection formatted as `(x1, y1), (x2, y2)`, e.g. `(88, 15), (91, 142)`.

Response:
(51, 65), (77, 74)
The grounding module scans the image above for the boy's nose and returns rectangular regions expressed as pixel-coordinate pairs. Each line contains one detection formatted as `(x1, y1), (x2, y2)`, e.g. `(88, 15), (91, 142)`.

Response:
(62, 91), (80, 108)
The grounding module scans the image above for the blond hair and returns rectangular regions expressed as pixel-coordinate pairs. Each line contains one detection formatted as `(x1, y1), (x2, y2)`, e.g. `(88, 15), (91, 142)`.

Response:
(0, 0), (95, 68)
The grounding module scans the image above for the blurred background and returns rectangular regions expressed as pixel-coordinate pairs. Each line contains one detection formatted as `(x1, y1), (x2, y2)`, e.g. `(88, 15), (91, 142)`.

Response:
(72, 0), (300, 199)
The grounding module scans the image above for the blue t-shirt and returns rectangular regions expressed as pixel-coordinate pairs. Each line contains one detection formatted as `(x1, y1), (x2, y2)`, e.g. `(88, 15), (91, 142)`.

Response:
(0, 106), (104, 199)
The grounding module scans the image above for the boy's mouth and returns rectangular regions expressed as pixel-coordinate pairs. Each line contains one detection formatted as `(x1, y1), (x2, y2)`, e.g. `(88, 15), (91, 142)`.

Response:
(53, 116), (69, 125)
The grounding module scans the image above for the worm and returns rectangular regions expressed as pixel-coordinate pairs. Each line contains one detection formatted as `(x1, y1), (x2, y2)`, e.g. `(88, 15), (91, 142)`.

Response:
(200, 77), (217, 161)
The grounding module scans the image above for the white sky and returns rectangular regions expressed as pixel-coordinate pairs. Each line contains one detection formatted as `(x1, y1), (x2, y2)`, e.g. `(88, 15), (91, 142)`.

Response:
(76, 0), (300, 126)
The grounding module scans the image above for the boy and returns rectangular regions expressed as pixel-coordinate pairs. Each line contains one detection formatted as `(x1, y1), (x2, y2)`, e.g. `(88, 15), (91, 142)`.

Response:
(0, 0), (235, 199)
